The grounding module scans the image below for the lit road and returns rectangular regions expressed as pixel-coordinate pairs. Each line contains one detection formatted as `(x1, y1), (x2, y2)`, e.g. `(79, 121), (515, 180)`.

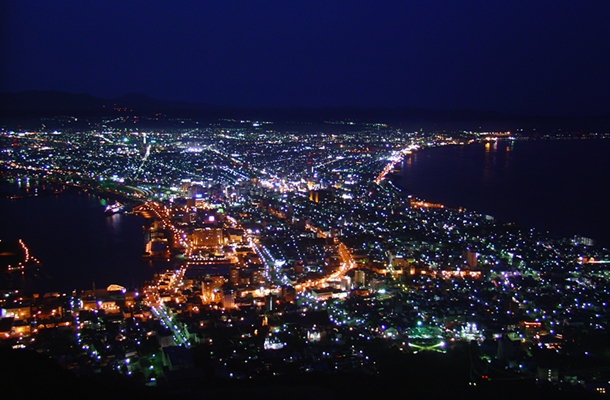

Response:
(144, 267), (191, 347)
(139, 196), (355, 306)
(134, 201), (185, 250)
(294, 225), (356, 292)
(374, 144), (418, 184)
(151, 304), (190, 347)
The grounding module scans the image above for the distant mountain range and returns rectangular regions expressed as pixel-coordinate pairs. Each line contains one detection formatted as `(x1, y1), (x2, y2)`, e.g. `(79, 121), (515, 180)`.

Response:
(0, 91), (227, 118)
(1, 90), (609, 132)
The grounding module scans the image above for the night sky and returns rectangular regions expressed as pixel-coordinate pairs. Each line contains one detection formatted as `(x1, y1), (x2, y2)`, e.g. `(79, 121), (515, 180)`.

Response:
(1, 1), (609, 116)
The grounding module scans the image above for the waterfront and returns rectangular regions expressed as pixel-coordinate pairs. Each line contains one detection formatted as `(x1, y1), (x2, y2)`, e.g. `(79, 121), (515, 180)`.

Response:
(0, 183), (170, 293)
(2, 131), (610, 395)
(399, 138), (610, 248)
(2, 138), (609, 294)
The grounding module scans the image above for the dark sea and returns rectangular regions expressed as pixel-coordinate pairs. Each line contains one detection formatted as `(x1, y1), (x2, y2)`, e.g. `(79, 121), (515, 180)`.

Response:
(0, 181), (171, 294)
(398, 138), (610, 248)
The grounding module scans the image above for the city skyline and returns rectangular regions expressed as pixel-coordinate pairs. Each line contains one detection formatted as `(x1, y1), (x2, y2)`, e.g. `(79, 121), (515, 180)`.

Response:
(2, 1), (610, 397)
(2, 124), (610, 397)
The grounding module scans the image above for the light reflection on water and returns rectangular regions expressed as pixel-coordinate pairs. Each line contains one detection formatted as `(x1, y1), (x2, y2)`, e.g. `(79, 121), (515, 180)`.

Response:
(399, 139), (610, 247)
(0, 183), (173, 293)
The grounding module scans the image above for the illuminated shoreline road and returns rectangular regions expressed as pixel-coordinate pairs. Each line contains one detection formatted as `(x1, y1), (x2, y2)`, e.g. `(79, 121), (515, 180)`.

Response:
(134, 201), (185, 250)
(374, 144), (419, 184)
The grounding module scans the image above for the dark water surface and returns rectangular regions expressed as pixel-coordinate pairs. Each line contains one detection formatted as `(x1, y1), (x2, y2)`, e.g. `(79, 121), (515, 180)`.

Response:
(399, 138), (610, 247)
(0, 182), (170, 293)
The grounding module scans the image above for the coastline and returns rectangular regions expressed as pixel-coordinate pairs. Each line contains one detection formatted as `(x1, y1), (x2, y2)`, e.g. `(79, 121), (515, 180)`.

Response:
(0, 182), (160, 294)
(388, 138), (610, 248)
(0, 176), (144, 209)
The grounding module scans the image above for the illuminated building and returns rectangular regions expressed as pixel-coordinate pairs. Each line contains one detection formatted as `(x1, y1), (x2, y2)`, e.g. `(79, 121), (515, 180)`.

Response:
(264, 336), (284, 350)
(573, 235), (594, 246)
(226, 228), (245, 244)
(464, 250), (478, 268)
(340, 276), (351, 291)
(222, 289), (235, 309)
(180, 179), (192, 193)
(264, 294), (276, 312)
(145, 238), (169, 257)
(251, 270), (266, 286)
(1, 304), (31, 320)
(201, 277), (225, 304)
(191, 228), (223, 247)
(229, 265), (240, 286)
(354, 269), (366, 287)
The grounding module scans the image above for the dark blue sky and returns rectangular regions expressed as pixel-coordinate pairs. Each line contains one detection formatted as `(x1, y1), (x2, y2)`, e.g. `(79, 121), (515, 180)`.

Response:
(2, 1), (609, 115)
